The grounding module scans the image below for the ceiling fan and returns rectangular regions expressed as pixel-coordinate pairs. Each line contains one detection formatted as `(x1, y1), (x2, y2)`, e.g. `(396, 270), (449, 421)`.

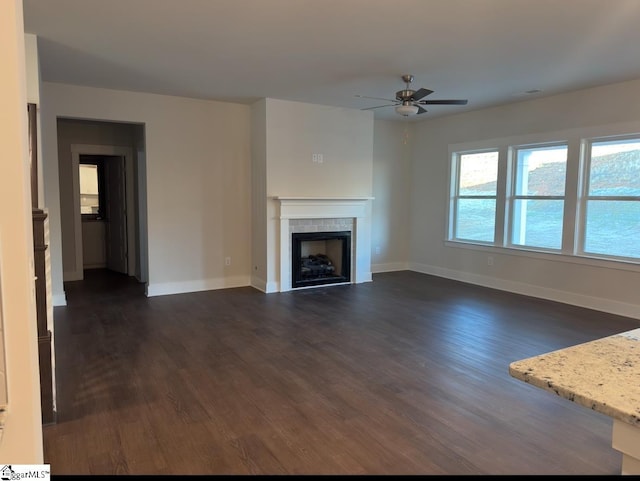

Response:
(356, 74), (468, 117)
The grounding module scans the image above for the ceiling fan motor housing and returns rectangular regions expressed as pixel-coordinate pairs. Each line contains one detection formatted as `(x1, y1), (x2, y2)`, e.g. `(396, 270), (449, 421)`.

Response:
(396, 89), (416, 101)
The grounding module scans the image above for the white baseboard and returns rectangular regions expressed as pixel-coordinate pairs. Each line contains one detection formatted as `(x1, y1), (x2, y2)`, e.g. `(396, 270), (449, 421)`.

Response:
(360, 271), (373, 283)
(409, 262), (640, 320)
(372, 262), (410, 273)
(52, 293), (67, 306)
(146, 275), (251, 297)
(250, 275), (269, 293)
(63, 270), (83, 282)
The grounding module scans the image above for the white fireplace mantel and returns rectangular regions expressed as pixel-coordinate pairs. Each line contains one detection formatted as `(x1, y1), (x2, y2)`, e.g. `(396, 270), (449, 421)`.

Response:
(275, 197), (374, 219)
(275, 196), (374, 292)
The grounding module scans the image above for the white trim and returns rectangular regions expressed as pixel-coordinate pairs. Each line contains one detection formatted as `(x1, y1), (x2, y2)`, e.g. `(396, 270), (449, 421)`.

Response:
(409, 262), (640, 320)
(372, 262), (409, 273)
(249, 278), (284, 293)
(70, 144), (136, 279)
(250, 275), (268, 293)
(146, 275), (251, 297)
(63, 270), (82, 282)
(69, 153), (83, 281)
(52, 294), (66, 307)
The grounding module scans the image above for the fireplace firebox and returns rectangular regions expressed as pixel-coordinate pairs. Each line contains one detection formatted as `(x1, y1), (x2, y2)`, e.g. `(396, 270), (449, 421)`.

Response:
(292, 231), (351, 289)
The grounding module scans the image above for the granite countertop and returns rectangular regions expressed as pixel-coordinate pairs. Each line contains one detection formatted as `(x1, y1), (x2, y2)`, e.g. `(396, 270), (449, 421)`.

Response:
(509, 328), (640, 427)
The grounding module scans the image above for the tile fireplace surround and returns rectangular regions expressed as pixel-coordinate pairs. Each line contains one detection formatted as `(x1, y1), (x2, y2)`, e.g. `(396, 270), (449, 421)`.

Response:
(276, 197), (374, 292)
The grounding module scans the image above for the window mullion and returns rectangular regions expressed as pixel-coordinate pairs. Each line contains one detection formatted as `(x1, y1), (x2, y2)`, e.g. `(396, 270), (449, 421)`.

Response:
(494, 146), (509, 246)
(562, 138), (581, 254)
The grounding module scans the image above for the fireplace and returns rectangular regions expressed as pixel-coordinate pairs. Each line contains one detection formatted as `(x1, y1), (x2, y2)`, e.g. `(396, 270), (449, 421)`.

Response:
(292, 231), (351, 289)
(275, 197), (373, 292)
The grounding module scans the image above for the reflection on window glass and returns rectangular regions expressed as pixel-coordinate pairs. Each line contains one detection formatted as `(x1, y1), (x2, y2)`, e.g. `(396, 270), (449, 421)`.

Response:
(511, 199), (564, 249)
(459, 152), (498, 196)
(588, 139), (640, 196)
(511, 145), (567, 249)
(582, 139), (640, 260)
(514, 145), (567, 196)
(456, 199), (496, 242)
(584, 201), (640, 258)
(453, 151), (498, 242)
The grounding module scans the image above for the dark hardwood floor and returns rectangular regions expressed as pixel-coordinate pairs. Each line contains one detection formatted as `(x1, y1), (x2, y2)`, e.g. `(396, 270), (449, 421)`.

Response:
(43, 269), (640, 475)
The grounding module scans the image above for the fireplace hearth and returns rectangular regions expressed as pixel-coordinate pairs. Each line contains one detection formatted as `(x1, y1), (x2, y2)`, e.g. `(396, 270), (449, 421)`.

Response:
(292, 231), (351, 289)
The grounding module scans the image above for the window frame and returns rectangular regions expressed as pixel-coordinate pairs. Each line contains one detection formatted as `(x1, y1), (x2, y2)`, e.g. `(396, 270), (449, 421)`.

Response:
(449, 149), (501, 245)
(506, 142), (569, 252)
(445, 122), (640, 270)
(576, 134), (640, 262)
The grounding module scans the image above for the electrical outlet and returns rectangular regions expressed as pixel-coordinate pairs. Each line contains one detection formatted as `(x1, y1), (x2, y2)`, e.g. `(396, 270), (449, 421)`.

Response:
(375, 246), (381, 255)
(317, 153), (323, 163)
(225, 256), (231, 266)
(312, 153), (318, 162)
(487, 256), (494, 266)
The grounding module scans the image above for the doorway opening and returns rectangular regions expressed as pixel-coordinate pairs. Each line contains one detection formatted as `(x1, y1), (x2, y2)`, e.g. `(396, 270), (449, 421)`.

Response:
(79, 154), (128, 275)
(56, 118), (148, 289)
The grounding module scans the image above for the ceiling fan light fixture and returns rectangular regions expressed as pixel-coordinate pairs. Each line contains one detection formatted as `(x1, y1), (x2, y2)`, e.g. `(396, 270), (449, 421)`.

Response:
(395, 104), (419, 116)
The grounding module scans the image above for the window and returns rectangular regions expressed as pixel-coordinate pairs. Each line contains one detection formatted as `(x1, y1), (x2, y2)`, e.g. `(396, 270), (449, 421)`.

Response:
(451, 151), (499, 243)
(580, 137), (640, 260)
(447, 126), (640, 266)
(79, 156), (106, 220)
(509, 144), (567, 250)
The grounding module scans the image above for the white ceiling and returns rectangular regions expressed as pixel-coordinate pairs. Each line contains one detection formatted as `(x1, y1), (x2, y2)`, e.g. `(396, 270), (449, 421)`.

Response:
(22, 0), (640, 121)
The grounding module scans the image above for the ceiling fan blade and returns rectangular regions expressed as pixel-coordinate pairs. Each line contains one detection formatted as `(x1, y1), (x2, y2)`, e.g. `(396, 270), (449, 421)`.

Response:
(355, 94), (397, 102)
(417, 106), (428, 115)
(412, 88), (434, 101)
(361, 104), (397, 110)
(420, 99), (468, 105)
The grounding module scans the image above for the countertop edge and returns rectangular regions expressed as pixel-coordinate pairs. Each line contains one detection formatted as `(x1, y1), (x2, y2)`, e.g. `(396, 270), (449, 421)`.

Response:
(509, 361), (640, 427)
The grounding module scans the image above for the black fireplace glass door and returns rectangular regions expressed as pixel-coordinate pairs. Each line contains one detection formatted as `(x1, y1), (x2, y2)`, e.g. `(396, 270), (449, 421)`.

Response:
(292, 231), (351, 288)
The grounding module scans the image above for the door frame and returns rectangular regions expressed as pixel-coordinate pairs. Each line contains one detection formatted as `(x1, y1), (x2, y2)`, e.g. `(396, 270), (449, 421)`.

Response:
(70, 144), (135, 280)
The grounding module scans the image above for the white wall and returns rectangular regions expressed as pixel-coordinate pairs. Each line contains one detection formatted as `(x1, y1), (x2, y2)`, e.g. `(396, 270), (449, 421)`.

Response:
(41, 83), (252, 299)
(409, 78), (640, 319)
(265, 99), (374, 197)
(371, 119), (412, 273)
(250, 99), (268, 291)
(256, 98), (374, 290)
(0, 0), (44, 462)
